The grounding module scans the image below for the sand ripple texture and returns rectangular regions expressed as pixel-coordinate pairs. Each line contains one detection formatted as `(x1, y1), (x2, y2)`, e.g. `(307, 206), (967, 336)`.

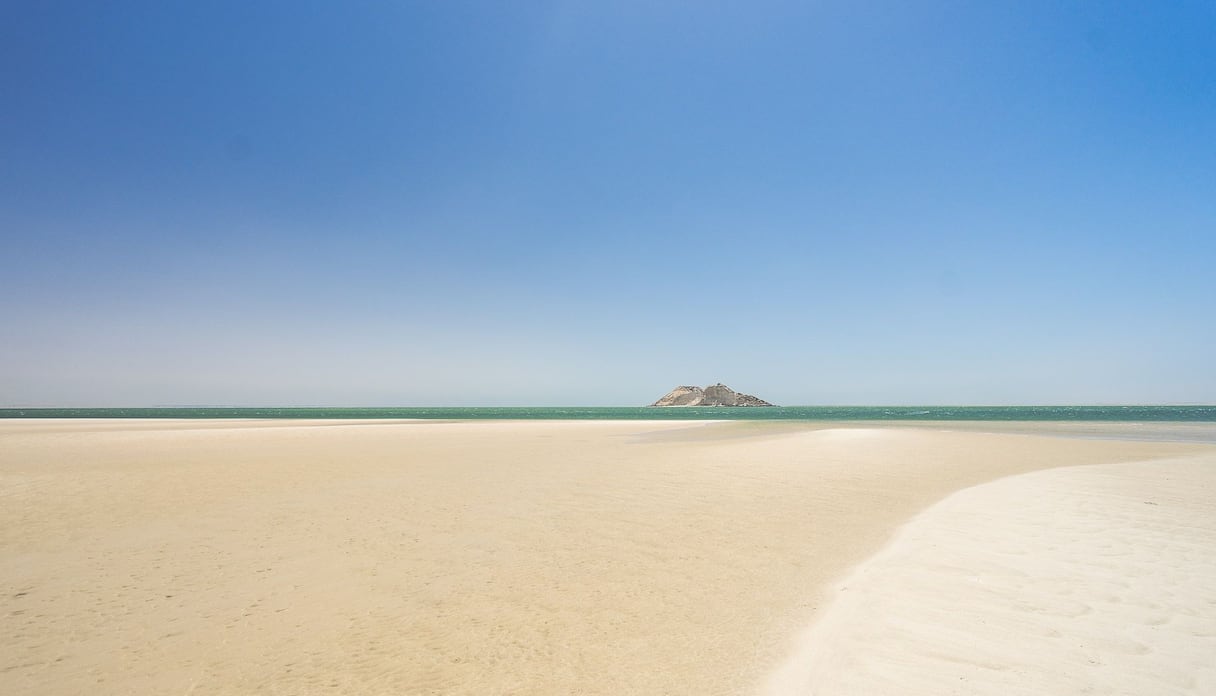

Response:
(767, 454), (1216, 696)
(1, 419), (1209, 695)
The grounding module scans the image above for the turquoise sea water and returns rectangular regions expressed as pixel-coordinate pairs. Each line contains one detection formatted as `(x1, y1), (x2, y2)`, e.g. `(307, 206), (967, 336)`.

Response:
(2, 406), (1214, 421)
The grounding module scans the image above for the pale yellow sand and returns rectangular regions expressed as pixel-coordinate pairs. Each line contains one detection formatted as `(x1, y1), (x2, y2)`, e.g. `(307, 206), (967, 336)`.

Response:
(766, 452), (1216, 696)
(0, 419), (1210, 695)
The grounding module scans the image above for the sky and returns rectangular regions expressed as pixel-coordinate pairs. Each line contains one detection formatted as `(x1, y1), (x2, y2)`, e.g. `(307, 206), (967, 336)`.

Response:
(2, 1), (1214, 406)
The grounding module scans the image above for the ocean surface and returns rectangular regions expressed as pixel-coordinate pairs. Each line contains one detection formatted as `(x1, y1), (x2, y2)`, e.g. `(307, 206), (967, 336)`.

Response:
(2, 406), (1214, 421)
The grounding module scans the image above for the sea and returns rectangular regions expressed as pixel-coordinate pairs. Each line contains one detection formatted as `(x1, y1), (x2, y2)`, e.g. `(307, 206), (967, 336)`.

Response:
(2, 405), (1214, 421)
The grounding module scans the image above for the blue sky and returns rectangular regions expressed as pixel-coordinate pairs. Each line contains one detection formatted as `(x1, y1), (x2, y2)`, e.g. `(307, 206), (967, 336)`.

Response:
(2, 1), (1213, 406)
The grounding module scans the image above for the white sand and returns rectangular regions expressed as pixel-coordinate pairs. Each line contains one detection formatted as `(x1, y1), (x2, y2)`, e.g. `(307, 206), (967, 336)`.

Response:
(1, 419), (1211, 694)
(767, 453), (1216, 696)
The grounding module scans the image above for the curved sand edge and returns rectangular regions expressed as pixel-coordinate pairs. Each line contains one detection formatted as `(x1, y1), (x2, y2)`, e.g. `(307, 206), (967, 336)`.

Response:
(765, 453), (1216, 696)
(2, 420), (1211, 695)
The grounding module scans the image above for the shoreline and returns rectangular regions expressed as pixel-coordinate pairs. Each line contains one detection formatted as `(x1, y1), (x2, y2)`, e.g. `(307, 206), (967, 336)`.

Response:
(6, 416), (1216, 443)
(2, 420), (1212, 694)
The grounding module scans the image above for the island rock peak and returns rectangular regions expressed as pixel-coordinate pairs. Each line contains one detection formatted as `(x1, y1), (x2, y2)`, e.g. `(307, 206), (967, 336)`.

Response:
(649, 383), (775, 407)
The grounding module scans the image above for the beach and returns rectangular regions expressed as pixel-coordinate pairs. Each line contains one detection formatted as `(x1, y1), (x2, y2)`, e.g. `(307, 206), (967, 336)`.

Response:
(766, 452), (1216, 695)
(2, 419), (1214, 694)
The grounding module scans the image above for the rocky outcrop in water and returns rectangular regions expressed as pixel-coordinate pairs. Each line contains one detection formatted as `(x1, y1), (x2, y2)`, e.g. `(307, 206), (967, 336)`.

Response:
(649, 383), (775, 407)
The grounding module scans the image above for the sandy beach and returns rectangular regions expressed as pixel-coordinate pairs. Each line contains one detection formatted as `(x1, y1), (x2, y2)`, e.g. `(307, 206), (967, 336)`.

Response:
(766, 452), (1216, 695)
(2, 419), (1213, 695)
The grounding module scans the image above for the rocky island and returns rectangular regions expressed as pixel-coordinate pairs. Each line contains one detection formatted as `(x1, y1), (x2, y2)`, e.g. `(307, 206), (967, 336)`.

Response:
(649, 383), (776, 407)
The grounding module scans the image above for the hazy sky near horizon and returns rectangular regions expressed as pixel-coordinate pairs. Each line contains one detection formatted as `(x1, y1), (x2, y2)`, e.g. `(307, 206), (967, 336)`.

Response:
(2, 2), (1214, 406)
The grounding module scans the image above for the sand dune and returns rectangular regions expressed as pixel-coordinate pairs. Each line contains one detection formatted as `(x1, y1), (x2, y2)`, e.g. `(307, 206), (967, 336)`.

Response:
(766, 453), (1216, 696)
(1, 419), (1211, 694)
